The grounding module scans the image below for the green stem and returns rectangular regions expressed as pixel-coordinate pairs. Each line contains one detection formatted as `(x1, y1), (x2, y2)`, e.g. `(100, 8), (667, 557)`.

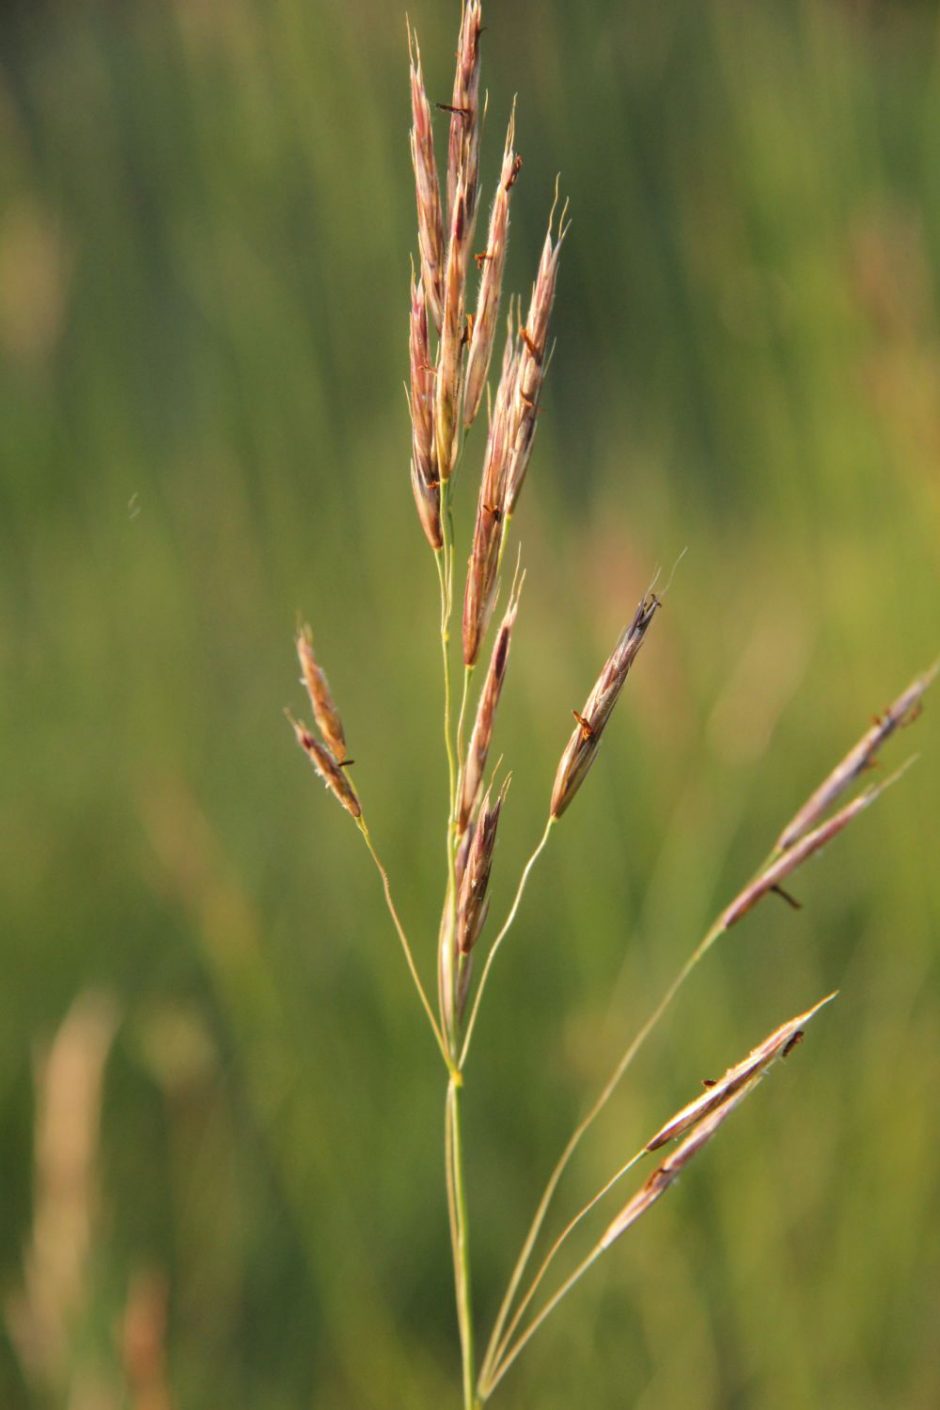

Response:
(436, 481), (461, 1054)
(448, 1076), (478, 1410)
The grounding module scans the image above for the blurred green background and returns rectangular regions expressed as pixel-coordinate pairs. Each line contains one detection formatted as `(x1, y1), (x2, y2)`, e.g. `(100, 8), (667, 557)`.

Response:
(1, 0), (938, 1406)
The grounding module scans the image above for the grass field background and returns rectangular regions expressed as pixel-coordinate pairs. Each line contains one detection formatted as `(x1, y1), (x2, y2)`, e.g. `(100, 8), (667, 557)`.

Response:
(1, 1), (939, 1406)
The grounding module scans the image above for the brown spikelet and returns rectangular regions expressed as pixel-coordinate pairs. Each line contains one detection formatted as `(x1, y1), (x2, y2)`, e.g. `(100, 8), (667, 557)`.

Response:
(775, 660), (938, 852)
(600, 992), (832, 1252)
(464, 105), (518, 428)
(550, 593), (659, 819)
(459, 577), (522, 831)
(288, 713), (361, 818)
(409, 273), (443, 549)
(462, 494), (503, 668)
(456, 778), (509, 955)
(461, 331), (520, 667)
(296, 626), (347, 761)
(408, 23), (445, 331)
(720, 769), (907, 930)
(645, 993), (836, 1152)
(436, 176), (471, 481)
(447, 0), (484, 233)
(504, 203), (568, 515)
(599, 1078), (757, 1251)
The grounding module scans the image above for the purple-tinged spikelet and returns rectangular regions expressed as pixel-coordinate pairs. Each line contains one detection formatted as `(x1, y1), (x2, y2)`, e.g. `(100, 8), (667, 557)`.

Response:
(464, 106), (519, 428)
(645, 994), (836, 1152)
(409, 272), (443, 549)
(296, 625), (348, 763)
(504, 206), (568, 515)
(408, 24), (445, 331)
(459, 579), (522, 831)
(456, 778), (509, 955)
(288, 713), (360, 819)
(550, 594), (659, 819)
(720, 782), (893, 930)
(436, 176), (471, 482)
(447, 0), (484, 234)
(776, 662), (937, 852)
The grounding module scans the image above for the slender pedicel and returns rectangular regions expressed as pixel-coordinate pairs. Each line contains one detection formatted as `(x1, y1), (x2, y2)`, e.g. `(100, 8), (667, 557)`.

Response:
(482, 1000), (829, 1398)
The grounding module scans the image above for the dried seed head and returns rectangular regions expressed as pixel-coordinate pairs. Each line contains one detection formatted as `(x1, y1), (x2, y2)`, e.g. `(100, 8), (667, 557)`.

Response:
(436, 175), (471, 481)
(447, 0), (484, 233)
(504, 202), (568, 516)
(776, 661), (938, 852)
(288, 713), (361, 819)
(296, 625), (347, 761)
(456, 777), (509, 955)
(464, 106), (518, 428)
(459, 576), (522, 830)
(550, 594), (659, 819)
(720, 764), (910, 930)
(646, 992), (836, 1152)
(408, 24), (445, 331)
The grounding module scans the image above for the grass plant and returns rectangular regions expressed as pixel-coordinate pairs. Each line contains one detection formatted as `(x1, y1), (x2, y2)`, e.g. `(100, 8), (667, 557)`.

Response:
(286, 6), (937, 1405)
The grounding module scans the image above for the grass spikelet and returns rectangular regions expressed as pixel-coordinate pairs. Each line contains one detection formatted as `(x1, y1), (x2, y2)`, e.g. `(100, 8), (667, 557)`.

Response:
(459, 575), (522, 831)
(408, 22), (445, 331)
(296, 624), (348, 762)
(550, 593), (660, 819)
(287, 711), (360, 818)
(776, 660), (938, 852)
(464, 105), (518, 428)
